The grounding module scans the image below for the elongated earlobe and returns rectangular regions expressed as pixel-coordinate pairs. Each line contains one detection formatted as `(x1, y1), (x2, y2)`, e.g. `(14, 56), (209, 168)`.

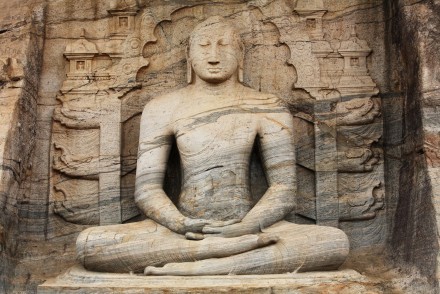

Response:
(187, 59), (193, 84)
(238, 59), (244, 83)
(238, 66), (244, 83)
(186, 44), (193, 84)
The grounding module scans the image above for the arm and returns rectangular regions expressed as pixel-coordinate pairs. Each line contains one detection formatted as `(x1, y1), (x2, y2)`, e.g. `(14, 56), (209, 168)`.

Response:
(203, 100), (296, 237)
(135, 99), (218, 235)
(134, 99), (186, 233)
(242, 105), (296, 227)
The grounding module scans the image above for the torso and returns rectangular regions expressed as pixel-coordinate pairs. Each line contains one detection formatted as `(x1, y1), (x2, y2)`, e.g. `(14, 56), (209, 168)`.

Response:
(167, 85), (284, 221)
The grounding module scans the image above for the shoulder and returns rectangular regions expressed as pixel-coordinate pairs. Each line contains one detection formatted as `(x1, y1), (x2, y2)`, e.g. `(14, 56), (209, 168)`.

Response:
(237, 86), (293, 132)
(139, 87), (189, 132)
(239, 85), (289, 113)
(142, 87), (189, 115)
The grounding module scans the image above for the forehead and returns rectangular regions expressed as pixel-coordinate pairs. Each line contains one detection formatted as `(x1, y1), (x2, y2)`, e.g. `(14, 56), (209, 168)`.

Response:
(191, 23), (236, 41)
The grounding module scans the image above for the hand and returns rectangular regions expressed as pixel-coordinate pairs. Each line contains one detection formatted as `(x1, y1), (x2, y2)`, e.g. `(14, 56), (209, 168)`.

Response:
(202, 221), (260, 238)
(183, 218), (213, 234)
(183, 218), (240, 240)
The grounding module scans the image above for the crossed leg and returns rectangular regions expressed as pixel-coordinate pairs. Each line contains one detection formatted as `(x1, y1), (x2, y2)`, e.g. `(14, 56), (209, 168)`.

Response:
(76, 219), (278, 273)
(76, 220), (349, 274)
(144, 221), (349, 275)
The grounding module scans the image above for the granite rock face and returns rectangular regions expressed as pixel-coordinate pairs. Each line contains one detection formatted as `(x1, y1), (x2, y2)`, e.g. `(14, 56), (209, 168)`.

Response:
(0, 0), (46, 293)
(385, 0), (440, 291)
(0, 0), (438, 293)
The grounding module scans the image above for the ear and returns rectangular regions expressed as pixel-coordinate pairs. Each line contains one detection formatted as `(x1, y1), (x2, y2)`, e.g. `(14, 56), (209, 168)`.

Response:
(187, 59), (193, 84)
(186, 45), (193, 84)
(238, 62), (244, 83)
(238, 56), (244, 83)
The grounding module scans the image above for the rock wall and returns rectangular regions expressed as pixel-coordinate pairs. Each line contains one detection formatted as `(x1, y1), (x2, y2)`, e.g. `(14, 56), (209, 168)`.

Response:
(0, 0), (438, 293)
(0, 0), (46, 292)
(385, 0), (440, 292)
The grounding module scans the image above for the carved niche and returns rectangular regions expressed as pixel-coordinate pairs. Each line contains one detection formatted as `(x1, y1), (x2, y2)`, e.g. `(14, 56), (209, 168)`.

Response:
(50, 1), (385, 249)
(253, 0), (385, 233)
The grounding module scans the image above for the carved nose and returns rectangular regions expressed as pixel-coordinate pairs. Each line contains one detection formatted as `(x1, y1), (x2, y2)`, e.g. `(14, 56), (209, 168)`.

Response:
(208, 46), (220, 64)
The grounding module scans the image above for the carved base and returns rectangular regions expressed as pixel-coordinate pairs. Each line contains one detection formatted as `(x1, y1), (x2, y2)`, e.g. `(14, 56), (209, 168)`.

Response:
(38, 265), (387, 293)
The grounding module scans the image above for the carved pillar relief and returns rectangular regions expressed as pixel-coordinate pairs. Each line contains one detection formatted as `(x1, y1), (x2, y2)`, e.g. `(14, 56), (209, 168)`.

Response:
(50, 1), (190, 227)
(254, 0), (385, 228)
(51, 1), (147, 226)
(303, 20), (383, 227)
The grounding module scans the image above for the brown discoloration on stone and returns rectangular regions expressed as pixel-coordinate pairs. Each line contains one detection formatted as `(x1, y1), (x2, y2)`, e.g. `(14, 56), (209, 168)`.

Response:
(425, 132), (440, 168)
(0, 0), (438, 292)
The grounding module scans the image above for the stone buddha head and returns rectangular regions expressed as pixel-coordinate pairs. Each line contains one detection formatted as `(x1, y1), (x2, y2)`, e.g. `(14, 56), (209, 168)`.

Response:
(186, 16), (244, 84)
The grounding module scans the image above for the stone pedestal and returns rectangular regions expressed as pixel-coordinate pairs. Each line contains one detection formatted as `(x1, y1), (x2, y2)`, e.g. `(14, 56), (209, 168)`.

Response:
(38, 265), (387, 293)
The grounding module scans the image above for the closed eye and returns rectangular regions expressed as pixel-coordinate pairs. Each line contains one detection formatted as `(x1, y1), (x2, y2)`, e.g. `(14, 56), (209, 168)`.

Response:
(218, 40), (229, 46)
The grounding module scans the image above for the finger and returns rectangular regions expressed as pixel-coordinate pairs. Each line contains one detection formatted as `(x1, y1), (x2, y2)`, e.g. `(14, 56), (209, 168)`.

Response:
(193, 219), (211, 226)
(202, 226), (223, 234)
(223, 219), (241, 226)
(206, 219), (240, 227)
(185, 218), (211, 232)
(185, 232), (205, 240)
(204, 221), (225, 227)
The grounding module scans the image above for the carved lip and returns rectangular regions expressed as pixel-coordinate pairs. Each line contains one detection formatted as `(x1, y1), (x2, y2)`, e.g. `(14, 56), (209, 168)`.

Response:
(207, 68), (222, 73)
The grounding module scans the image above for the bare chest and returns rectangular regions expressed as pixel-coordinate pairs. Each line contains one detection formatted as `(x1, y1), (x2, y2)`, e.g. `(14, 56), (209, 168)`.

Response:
(173, 107), (258, 159)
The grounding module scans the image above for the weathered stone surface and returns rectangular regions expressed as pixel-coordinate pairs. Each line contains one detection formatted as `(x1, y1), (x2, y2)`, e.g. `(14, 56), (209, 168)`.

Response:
(0, 0), (46, 292)
(0, 0), (438, 293)
(44, 0), (387, 248)
(384, 1), (440, 292)
(39, 266), (391, 294)
(70, 16), (350, 277)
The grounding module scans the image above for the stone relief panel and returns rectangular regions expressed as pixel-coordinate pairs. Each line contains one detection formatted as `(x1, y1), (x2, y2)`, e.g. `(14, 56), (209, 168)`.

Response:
(53, 179), (99, 225)
(0, 57), (25, 226)
(251, 0), (385, 239)
(49, 0), (385, 249)
(0, 57), (24, 151)
(52, 128), (100, 178)
(0, 57), (23, 85)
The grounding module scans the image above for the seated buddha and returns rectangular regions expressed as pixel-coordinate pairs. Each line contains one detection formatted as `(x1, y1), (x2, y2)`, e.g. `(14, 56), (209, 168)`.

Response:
(76, 16), (349, 275)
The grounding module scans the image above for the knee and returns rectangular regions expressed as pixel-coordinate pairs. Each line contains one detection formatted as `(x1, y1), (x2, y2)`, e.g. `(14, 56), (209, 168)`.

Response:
(313, 226), (349, 253)
(330, 227), (349, 260)
(323, 226), (349, 246)
(303, 226), (350, 270)
(76, 227), (95, 266)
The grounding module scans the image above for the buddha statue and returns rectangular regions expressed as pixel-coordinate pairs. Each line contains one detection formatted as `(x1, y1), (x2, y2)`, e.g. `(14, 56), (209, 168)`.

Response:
(76, 16), (349, 275)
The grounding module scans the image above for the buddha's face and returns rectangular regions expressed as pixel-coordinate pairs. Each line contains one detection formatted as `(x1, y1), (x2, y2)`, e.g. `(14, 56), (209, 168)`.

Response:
(189, 23), (241, 84)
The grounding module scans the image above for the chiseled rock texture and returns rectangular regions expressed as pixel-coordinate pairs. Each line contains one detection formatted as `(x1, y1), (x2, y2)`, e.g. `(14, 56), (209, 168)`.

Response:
(384, 0), (440, 292)
(0, 0), (46, 293)
(38, 266), (393, 294)
(0, 0), (438, 293)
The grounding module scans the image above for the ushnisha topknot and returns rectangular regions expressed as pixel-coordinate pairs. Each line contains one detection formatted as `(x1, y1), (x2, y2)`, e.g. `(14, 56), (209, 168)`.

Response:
(186, 16), (245, 84)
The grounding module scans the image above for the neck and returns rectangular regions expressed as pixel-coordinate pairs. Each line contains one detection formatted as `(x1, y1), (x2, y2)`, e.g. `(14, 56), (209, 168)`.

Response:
(192, 76), (239, 96)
